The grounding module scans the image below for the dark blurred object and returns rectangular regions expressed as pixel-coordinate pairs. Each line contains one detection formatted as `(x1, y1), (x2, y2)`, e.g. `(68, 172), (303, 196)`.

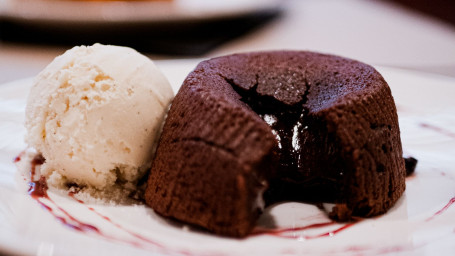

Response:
(385, 0), (455, 26)
(0, 9), (281, 56)
(404, 156), (418, 176)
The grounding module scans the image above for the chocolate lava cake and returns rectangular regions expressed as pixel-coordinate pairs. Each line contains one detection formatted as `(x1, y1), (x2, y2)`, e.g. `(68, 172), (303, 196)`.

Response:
(145, 51), (406, 237)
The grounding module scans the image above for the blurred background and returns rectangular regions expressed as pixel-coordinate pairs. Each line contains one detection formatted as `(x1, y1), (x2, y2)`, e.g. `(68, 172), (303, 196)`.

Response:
(1, 0), (454, 84)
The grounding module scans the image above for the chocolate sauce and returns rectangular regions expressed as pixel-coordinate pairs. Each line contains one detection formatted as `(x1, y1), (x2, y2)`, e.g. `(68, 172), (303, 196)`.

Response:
(227, 77), (345, 204)
(228, 78), (309, 174)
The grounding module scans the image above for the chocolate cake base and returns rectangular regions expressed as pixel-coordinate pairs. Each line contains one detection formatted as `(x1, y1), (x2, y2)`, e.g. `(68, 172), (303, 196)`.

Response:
(145, 51), (406, 237)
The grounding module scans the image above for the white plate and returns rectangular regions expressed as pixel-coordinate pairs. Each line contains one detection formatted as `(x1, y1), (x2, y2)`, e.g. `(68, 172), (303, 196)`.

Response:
(1, 60), (455, 255)
(0, 0), (281, 25)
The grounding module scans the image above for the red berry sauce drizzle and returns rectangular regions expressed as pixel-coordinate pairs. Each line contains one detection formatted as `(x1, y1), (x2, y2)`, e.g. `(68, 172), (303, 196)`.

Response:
(15, 152), (365, 249)
(66, 192), (164, 248)
(425, 196), (455, 222)
(25, 155), (99, 233)
(419, 122), (455, 139)
(17, 154), (168, 252)
(13, 151), (455, 255)
(252, 219), (360, 239)
(417, 122), (455, 220)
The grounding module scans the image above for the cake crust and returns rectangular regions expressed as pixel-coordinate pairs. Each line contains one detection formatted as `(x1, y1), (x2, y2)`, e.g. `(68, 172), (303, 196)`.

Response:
(145, 51), (406, 237)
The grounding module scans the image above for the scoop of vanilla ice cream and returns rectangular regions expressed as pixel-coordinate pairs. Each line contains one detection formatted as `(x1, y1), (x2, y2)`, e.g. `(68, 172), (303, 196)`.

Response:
(25, 44), (173, 191)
